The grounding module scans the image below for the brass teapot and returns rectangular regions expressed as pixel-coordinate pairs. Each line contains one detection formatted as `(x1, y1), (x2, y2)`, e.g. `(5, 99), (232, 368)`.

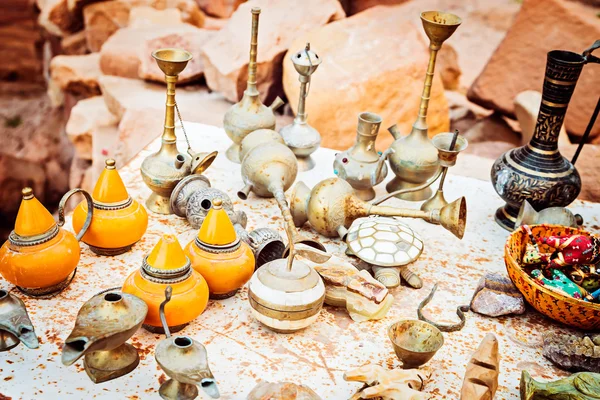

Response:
(333, 112), (391, 201)
(0, 187), (93, 297)
(0, 289), (38, 351)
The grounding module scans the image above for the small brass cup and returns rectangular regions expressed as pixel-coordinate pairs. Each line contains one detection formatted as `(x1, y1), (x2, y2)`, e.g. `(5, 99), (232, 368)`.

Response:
(388, 320), (444, 369)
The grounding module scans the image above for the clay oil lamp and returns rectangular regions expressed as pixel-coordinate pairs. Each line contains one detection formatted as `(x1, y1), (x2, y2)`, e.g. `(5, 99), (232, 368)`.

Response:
(122, 234), (209, 333)
(280, 43), (322, 171)
(386, 11), (461, 201)
(141, 48), (217, 214)
(62, 290), (147, 383)
(0, 289), (39, 351)
(72, 159), (148, 256)
(0, 187), (93, 297)
(291, 177), (466, 240)
(223, 7), (284, 163)
(155, 286), (220, 400)
(333, 112), (392, 201)
(185, 198), (255, 299)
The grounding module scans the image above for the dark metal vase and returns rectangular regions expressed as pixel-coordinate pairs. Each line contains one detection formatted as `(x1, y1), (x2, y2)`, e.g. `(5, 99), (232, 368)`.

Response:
(491, 45), (599, 231)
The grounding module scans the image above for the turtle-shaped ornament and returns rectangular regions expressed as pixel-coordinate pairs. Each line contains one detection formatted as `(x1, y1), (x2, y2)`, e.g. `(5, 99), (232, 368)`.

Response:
(345, 216), (424, 289)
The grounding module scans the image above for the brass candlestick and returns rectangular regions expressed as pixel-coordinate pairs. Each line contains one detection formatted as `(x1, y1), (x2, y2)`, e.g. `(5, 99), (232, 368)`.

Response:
(223, 7), (284, 164)
(141, 48), (217, 214)
(280, 43), (322, 171)
(386, 11), (461, 201)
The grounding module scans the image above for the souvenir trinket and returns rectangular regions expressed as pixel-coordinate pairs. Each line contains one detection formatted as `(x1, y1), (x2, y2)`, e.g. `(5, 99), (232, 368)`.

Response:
(291, 177), (466, 239)
(388, 319), (444, 369)
(532, 231), (600, 271)
(543, 332), (600, 373)
(515, 200), (583, 228)
(0, 187), (93, 297)
(531, 269), (595, 301)
(247, 382), (322, 400)
(460, 333), (499, 400)
(0, 289), (38, 351)
(185, 198), (255, 299)
(314, 260), (393, 322)
(62, 290), (148, 383)
(491, 41), (600, 230)
(344, 364), (427, 400)
(280, 43), (322, 172)
(73, 159), (148, 256)
(470, 273), (525, 317)
(123, 234), (209, 333)
(418, 283), (470, 332)
(569, 265), (600, 293)
(141, 48), (217, 214)
(169, 175), (211, 218)
(155, 286), (219, 400)
(223, 7), (284, 163)
(521, 370), (600, 400)
(386, 11), (461, 201)
(333, 112), (391, 201)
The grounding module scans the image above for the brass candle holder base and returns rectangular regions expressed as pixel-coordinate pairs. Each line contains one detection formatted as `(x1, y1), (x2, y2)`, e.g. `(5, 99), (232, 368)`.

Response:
(89, 243), (135, 257)
(385, 178), (433, 202)
(226, 144), (242, 164)
(494, 205), (519, 232)
(354, 187), (376, 202)
(146, 192), (173, 215)
(296, 156), (316, 172)
(83, 343), (140, 384)
(159, 379), (199, 400)
(17, 268), (76, 298)
(210, 289), (238, 300)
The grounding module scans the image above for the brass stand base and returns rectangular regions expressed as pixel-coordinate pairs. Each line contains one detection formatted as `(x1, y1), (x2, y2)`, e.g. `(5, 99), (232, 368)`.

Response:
(386, 177), (433, 202)
(495, 204), (518, 232)
(210, 289), (238, 300)
(159, 379), (198, 400)
(88, 243), (134, 257)
(143, 322), (187, 334)
(0, 331), (20, 352)
(146, 192), (173, 215)
(226, 143), (241, 164)
(420, 190), (448, 212)
(354, 187), (376, 201)
(84, 343), (139, 383)
(296, 156), (315, 172)
(17, 269), (76, 298)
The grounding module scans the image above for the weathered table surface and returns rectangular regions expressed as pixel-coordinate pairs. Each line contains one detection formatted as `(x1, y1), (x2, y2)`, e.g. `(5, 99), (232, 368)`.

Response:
(1, 122), (599, 400)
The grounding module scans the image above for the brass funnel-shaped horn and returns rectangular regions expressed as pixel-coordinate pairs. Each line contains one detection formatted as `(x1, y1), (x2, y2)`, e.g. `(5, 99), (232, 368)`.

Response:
(152, 48), (193, 76)
(436, 196), (466, 239)
(189, 150), (218, 175)
(420, 11), (461, 47)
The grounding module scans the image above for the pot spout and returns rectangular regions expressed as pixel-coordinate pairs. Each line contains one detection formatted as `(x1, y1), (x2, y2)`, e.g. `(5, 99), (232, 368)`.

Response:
(238, 184), (253, 200)
(371, 148), (393, 185)
(388, 124), (401, 140)
(61, 336), (91, 366)
(0, 290), (39, 350)
(269, 96), (284, 111)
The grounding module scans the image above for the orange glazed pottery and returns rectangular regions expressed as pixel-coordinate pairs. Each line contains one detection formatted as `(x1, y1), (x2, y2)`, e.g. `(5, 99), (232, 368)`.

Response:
(505, 224), (600, 331)
(186, 198), (255, 299)
(0, 187), (93, 296)
(123, 234), (209, 333)
(73, 159), (148, 256)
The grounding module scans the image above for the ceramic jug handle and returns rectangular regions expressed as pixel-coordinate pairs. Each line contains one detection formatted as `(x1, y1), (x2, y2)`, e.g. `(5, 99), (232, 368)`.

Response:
(583, 40), (600, 64)
(58, 188), (94, 242)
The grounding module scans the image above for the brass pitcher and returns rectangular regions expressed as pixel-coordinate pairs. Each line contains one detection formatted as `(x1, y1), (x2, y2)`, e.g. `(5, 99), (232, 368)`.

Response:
(386, 11), (461, 201)
(0, 289), (38, 351)
(280, 43), (322, 171)
(141, 48), (217, 214)
(333, 112), (391, 201)
(291, 177), (466, 240)
(223, 7), (284, 163)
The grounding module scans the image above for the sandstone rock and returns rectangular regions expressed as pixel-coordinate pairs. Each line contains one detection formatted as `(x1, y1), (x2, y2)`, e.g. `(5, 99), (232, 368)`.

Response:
(128, 5), (181, 27)
(446, 90), (492, 135)
(560, 143), (600, 203)
(69, 156), (92, 190)
(543, 332), (600, 373)
(438, 44), (461, 91)
(0, 20), (44, 84)
(60, 30), (88, 55)
(282, 5), (449, 151)
(468, 0), (600, 140)
(462, 113), (521, 148)
(83, 0), (204, 52)
(50, 53), (102, 98)
(114, 107), (164, 167)
(100, 25), (214, 83)
(514, 90), (569, 147)
(464, 141), (517, 161)
(346, 0), (406, 15)
(195, 0), (245, 18)
(470, 273), (526, 317)
(203, 15), (228, 30)
(201, 0), (345, 103)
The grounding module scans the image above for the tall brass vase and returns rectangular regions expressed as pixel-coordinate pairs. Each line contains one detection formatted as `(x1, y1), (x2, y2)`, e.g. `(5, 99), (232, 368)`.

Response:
(491, 43), (599, 230)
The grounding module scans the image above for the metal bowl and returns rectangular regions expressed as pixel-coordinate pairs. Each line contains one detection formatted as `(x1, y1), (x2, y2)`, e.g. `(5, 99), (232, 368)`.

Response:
(388, 320), (444, 369)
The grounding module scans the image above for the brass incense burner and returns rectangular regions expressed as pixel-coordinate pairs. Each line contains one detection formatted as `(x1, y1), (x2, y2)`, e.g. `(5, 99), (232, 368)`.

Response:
(223, 7), (284, 163)
(62, 290), (148, 383)
(388, 320), (444, 369)
(141, 48), (217, 214)
(291, 177), (466, 240)
(333, 112), (391, 201)
(386, 11), (461, 201)
(0, 289), (38, 351)
(155, 287), (219, 400)
(280, 43), (322, 171)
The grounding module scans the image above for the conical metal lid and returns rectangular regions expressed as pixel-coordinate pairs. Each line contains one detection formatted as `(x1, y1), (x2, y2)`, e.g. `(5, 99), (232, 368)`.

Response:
(197, 198), (238, 246)
(92, 159), (130, 206)
(13, 187), (56, 238)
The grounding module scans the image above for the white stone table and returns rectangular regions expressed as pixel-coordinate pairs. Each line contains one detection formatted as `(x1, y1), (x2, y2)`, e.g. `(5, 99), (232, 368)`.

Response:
(1, 122), (599, 399)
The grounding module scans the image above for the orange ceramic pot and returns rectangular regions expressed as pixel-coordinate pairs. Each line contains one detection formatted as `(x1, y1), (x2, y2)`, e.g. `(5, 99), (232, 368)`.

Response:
(123, 234), (208, 332)
(73, 159), (148, 256)
(0, 187), (93, 296)
(505, 224), (600, 330)
(185, 198), (255, 299)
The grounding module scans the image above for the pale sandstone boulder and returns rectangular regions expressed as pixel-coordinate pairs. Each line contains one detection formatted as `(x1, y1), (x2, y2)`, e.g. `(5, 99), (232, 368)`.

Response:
(468, 0), (600, 140)
(129, 5), (181, 27)
(195, 0), (245, 18)
(83, 0), (204, 52)
(60, 30), (88, 55)
(200, 0), (345, 103)
(99, 24), (214, 83)
(203, 16), (228, 30)
(50, 53), (102, 99)
(282, 5), (449, 151)
(0, 20), (44, 84)
(114, 107), (164, 167)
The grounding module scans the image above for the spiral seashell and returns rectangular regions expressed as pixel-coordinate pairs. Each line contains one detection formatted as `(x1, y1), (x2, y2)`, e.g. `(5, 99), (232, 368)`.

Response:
(373, 266), (401, 288)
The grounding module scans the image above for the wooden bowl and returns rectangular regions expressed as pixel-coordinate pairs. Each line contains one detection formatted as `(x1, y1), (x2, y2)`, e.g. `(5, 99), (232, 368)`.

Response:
(505, 224), (600, 330)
